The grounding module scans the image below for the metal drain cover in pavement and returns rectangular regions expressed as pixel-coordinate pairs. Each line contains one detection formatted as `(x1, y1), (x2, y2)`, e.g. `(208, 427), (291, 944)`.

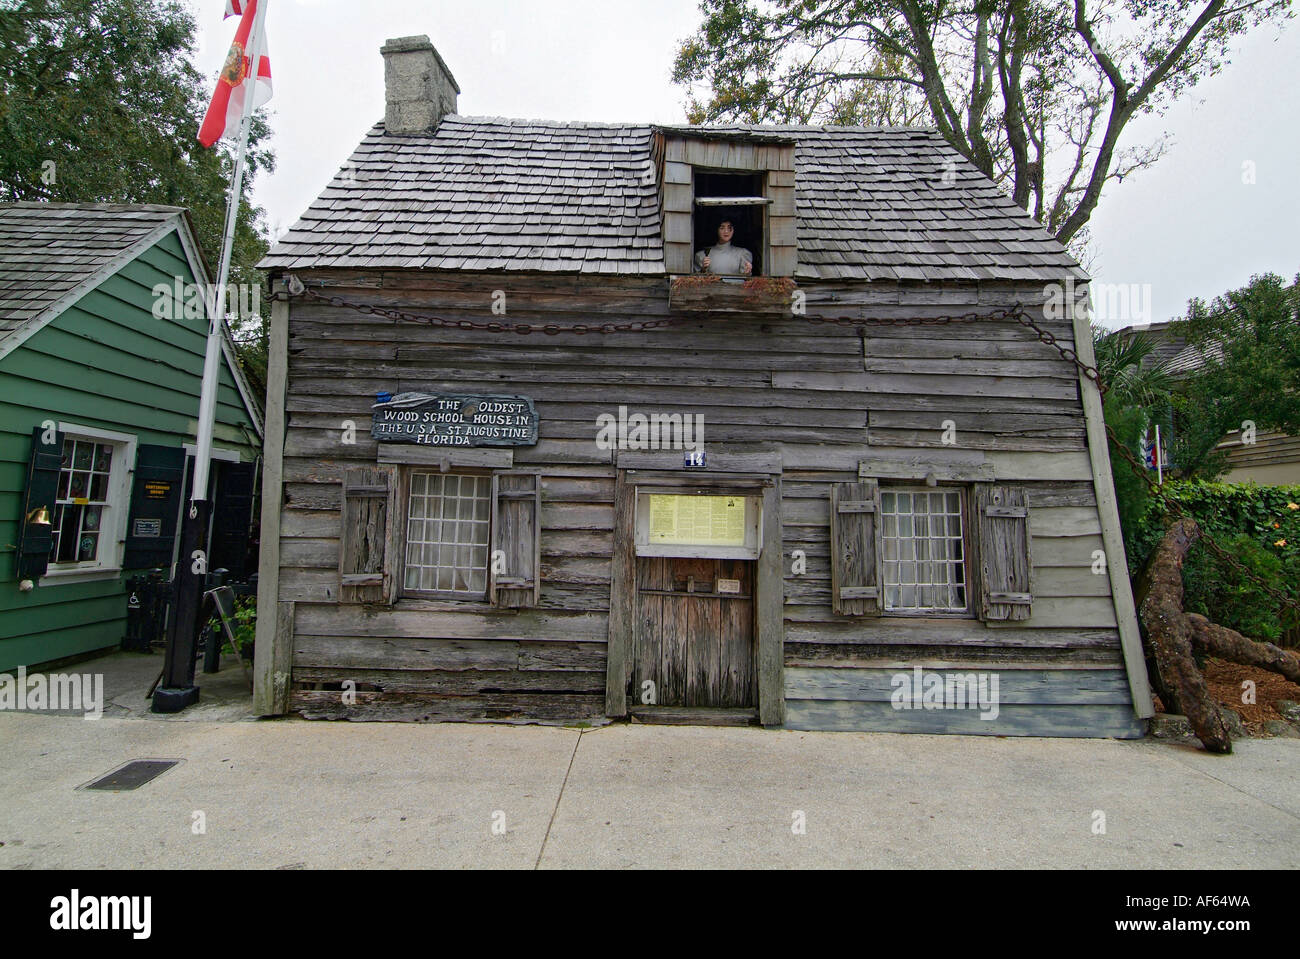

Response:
(83, 760), (181, 791)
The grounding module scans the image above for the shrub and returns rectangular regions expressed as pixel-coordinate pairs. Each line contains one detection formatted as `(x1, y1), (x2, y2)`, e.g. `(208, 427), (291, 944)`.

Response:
(1122, 480), (1300, 645)
(220, 595), (256, 659)
(1182, 534), (1297, 643)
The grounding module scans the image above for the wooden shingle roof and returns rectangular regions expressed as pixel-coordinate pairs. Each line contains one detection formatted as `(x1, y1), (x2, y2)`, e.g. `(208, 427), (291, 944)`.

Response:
(0, 203), (184, 345)
(261, 116), (1086, 283)
(0, 202), (263, 435)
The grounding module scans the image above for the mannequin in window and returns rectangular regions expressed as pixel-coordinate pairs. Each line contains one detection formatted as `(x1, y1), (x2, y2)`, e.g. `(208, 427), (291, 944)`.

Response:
(695, 219), (753, 276)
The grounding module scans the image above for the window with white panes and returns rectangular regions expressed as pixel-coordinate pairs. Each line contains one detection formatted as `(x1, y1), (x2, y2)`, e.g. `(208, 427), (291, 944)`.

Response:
(403, 473), (492, 596)
(50, 435), (126, 569)
(879, 487), (968, 613)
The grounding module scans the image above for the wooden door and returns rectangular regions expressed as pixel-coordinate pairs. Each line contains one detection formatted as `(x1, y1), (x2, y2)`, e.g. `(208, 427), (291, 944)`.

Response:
(632, 556), (755, 708)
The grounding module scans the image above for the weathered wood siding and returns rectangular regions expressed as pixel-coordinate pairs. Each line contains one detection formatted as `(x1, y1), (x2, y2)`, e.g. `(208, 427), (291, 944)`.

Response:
(1220, 429), (1300, 486)
(273, 269), (1140, 735)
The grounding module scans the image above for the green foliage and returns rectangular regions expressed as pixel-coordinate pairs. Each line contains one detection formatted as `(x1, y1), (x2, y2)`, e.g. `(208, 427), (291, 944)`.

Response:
(672, 0), (1291, 246)
(1105, 402), (1154, 563)
(1123, 481), (1300, 645)
(1182, 534), (1296, 644)
(1093, 325), (1173, 414)
(1096, 279), (1300, 642)
(1127, 480), (1300, 562)
(1167, 271), (1300, 480)
(0, 0), (274, 391)
(219, 595), (256, 659)
(1094, 323), (1173, 561)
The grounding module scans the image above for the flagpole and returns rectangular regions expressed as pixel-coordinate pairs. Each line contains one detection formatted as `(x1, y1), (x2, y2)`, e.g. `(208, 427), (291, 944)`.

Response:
(154, 0), (269, 712)
(1155, 423), (1163, 485)
(196, 0), (266, 501)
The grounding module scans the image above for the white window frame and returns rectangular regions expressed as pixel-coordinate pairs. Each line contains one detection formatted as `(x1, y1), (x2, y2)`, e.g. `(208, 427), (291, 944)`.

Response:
(879, 485), (971, 616)
(181, 443), (241, 464)
(633, 488), (762, 559)
(692, 168), (771, 278)
(400, 470), (494, 600)
(40, 424), (137, 586)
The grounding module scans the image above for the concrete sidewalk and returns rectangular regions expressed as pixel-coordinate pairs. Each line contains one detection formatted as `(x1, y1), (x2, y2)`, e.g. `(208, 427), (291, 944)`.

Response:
(1, 710), (1296, 869)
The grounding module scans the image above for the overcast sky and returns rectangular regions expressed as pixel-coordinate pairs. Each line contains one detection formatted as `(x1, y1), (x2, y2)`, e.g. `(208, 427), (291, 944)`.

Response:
(191, 0), (1299, 328)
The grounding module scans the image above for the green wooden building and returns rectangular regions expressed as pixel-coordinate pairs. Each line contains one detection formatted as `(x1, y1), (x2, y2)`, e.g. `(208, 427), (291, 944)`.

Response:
(0, 203), (264, 673)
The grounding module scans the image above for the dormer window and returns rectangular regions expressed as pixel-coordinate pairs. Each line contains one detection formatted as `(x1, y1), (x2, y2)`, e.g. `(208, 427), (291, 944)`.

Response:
(693, 171), (769, 277)
(654, 128), (797, 281)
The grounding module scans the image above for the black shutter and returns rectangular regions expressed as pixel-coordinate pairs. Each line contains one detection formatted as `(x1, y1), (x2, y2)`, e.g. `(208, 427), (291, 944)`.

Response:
(209, 461), (256, 579)
(124, 445), (185, 571)
(15, 426), (63, 580)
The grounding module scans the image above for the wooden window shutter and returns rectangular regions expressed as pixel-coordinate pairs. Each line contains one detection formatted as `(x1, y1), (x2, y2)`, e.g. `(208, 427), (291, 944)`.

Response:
(974, 484), (1033, 621)
(124, 444), (185, 571)
(339, 466), (397, 604)
(15, 426), (64, 580)
(830, 480), (882, 616)
(490, 472), (541, 608)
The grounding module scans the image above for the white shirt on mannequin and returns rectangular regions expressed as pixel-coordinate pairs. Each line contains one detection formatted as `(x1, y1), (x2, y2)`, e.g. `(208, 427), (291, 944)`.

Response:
(694, 241), (753, 275)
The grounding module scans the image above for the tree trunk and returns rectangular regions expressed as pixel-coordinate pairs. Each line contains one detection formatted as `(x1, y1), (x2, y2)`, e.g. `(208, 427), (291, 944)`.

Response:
(1135, 519), (1233, 753)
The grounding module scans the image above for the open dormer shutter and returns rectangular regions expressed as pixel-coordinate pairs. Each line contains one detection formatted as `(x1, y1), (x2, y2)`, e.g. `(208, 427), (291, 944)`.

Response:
(490, 472), (540, 608)
(830, 480), (882, 616)
(975, 484), (1033, 621)
(339, 466), (397, 604)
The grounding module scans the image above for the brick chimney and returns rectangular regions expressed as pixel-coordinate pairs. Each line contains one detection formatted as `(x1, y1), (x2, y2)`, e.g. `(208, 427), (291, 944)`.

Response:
(381, 35), (459, 135)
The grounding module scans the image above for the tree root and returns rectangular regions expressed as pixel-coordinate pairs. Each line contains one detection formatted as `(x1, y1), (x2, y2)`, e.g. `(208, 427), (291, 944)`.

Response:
(1136, 519), (1233, 753)
(1186, 613), (1300, 684)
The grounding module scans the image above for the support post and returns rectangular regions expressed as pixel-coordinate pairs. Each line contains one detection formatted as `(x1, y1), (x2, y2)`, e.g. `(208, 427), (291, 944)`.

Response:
(152, 499), (209, 711)
(154, 0), (268, 713)
(253, 279), (292, 715)
(1070, 287), (1155, 719)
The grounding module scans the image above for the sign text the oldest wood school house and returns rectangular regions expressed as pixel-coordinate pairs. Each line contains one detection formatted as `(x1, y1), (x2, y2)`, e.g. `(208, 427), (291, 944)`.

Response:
(371, 392), (538, 447)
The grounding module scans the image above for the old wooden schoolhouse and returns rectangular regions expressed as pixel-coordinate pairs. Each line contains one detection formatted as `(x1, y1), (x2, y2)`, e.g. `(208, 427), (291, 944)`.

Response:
(252, 35), (1153, 736)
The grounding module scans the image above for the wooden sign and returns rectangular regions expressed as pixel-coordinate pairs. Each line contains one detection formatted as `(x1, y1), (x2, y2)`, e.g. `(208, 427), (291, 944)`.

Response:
(132, 518), (162, 538)
(143, 481), (173, 501)
(371, 392), (538, 447)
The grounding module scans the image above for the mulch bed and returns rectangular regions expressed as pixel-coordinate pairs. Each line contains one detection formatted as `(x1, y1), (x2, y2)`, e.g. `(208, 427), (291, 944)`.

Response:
(1152, 656), (1300, 735)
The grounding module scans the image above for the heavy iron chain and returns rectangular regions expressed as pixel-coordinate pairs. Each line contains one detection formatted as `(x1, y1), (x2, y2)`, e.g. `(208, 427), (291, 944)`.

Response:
(806, 304), (1108, 394)
(284, 281), (676, 335)
(278, 279), (1298, 618)
(997, 305), (1300, 619)
(805, 307), (1003, 327)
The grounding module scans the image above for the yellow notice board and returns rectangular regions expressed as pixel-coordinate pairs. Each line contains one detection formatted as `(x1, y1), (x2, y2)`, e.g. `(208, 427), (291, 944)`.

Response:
(647, 494), (747, 547)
